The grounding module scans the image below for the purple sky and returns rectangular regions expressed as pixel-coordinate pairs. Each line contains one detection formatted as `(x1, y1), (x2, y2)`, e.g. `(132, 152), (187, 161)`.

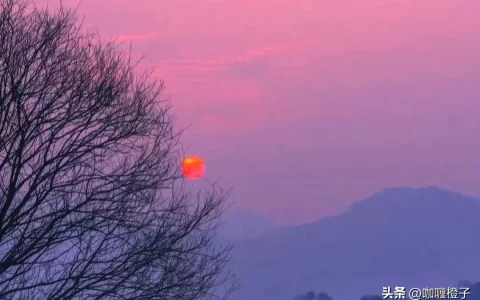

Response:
(43, 0), (480, 224)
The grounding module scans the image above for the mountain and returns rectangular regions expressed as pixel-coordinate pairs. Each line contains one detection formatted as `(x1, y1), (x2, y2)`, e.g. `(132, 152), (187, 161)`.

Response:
(228, 187), (480, 300)
(219, 211), (276, 241)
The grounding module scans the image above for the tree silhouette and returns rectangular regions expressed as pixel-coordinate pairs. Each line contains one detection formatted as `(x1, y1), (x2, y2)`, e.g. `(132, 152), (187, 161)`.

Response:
(466, 282), (480, 300)
(318, 291), (333, 300)
(293, 291), (333, 300)
(0, 0), (234, 299)
(457, 279), (474, 288)
(359, 295), (383, 300)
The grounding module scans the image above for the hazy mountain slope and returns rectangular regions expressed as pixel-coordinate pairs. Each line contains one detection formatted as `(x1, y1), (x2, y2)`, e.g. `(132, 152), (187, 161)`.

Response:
(229, 187), (480, 300)
(220, 211), (275, 241)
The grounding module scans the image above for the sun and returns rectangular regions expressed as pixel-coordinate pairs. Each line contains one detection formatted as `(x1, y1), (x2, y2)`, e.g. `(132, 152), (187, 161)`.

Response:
(182, 156), (206, 180)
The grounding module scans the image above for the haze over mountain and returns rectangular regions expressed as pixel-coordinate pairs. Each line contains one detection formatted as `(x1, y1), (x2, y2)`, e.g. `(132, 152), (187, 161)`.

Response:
(228, 187), (480, 300)
(220, 211), (276, 241)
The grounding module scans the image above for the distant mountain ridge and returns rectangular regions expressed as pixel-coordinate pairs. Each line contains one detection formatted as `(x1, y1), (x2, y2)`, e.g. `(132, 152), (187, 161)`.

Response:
(348, 186), (480, 215)
(228, 186), (480, 300)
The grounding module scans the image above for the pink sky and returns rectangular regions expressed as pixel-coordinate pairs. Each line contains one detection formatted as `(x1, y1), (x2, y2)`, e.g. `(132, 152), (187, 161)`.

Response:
(43, 0), (480, 224)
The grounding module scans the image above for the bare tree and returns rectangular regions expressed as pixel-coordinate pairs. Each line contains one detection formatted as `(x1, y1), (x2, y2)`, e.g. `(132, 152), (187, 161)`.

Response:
(293, 291), (333, 300)
(0, 0), (235, 299)
(359, 295), (382, 300)
(317, 292), (333, 300)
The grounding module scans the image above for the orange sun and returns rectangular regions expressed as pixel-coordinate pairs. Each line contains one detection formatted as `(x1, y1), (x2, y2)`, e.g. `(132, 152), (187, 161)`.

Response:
(181, 156), (206, 180)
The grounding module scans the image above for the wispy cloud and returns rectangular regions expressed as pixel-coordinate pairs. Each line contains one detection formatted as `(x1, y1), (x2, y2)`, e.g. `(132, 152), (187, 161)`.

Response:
(115, 32), (159, 43)
(156, 41), (311, 78)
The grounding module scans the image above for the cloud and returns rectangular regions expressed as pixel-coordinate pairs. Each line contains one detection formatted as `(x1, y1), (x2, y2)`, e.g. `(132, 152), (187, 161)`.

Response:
(155, 41), (310, 80)
(115, 32), (159, 43)
(244, 43), (302, 58)
(145, 41), (315, 135)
